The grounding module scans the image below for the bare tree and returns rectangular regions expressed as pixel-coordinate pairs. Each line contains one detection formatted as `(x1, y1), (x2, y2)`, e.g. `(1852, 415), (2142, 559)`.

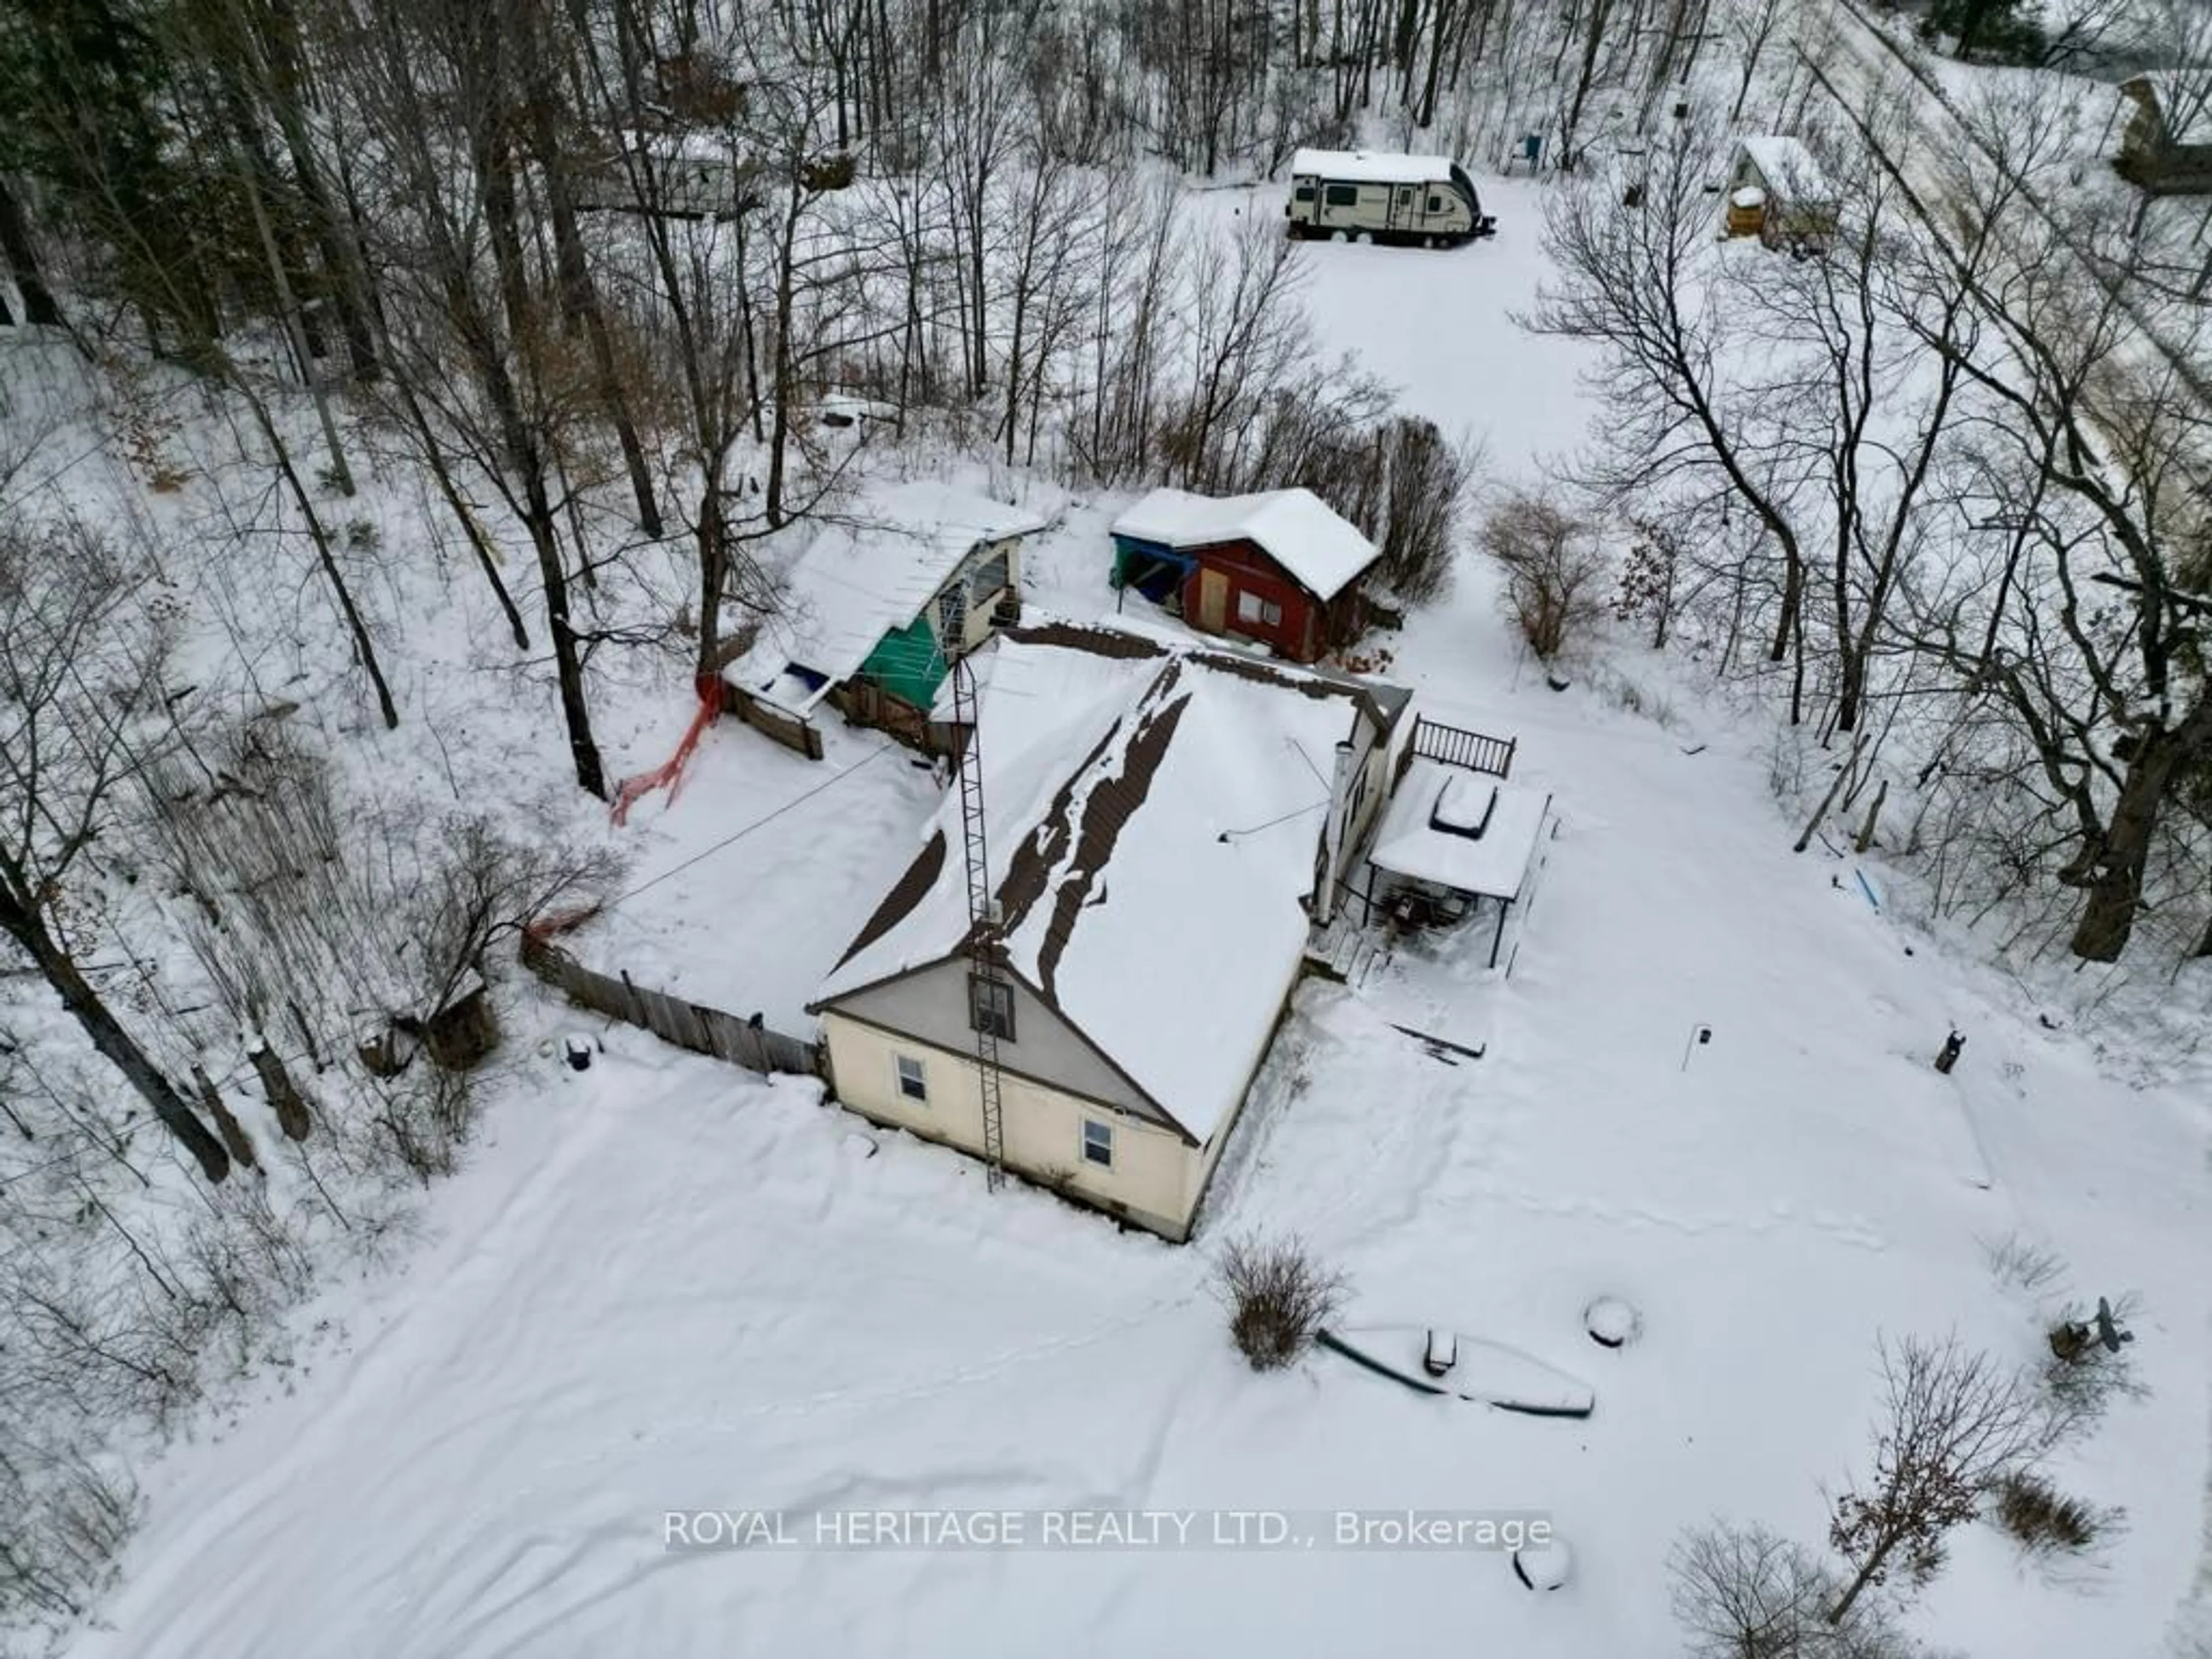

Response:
(1721, 0), (1791, 124)
(1825, 1334), (2047, 1625)
(1670, 1520), (1910, 1659)
(0, 522), (229, 1182)
(1874, 81), (2212, 961)
(1482, 487), (1610, 659)
(1527, 124), (1811, 683)
(339, 0), (611, 793)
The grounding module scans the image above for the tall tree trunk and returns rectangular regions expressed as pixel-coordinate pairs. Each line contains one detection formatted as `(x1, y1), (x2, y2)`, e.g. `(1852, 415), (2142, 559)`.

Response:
(233, 141), (356, 495)
(240, 386), (400, 728)
(480, 141), (608, 797)
(0, 892), (230, 1183)
(522, 67), (664, 536)
(252, 0), (381, 377)
(2067, 722), (2196, 961)
(391, 374), (531, 649)
(763, 185), (807, 528)
(0, 177), (67, 328)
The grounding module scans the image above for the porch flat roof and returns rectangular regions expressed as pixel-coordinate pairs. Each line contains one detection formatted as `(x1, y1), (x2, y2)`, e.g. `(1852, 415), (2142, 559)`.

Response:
(1369, 759), (1550, 900)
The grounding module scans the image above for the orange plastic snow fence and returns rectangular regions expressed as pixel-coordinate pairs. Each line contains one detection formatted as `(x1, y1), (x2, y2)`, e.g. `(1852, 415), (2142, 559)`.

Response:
(609, 674), (722, 828)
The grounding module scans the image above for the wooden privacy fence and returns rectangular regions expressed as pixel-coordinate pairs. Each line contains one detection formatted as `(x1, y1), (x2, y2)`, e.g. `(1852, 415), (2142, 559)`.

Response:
(521, 930), (824, 1079)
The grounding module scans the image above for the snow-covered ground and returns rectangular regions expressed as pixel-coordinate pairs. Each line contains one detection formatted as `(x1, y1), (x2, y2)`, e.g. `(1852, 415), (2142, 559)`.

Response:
(48, 165), (2212, 1659)
(577, 719), (941, 1035)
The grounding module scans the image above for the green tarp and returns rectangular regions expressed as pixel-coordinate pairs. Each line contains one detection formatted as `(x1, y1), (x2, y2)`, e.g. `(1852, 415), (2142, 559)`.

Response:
(859, 614), (948, 709)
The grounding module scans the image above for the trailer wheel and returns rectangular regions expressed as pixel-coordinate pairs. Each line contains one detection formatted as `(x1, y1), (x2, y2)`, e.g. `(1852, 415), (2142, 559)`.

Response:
(1332, 228), (1352, 244)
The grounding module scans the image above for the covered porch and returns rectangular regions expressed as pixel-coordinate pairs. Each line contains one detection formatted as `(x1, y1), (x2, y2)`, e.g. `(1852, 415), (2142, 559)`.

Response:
(1362, 759), (1554, 969)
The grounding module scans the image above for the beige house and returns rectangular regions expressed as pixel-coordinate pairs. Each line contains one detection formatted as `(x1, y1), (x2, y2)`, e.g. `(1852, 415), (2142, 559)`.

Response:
(810, 623), (1410, 1241)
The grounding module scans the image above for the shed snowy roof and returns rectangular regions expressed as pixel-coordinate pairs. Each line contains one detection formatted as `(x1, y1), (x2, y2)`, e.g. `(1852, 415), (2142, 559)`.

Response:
(724, 482), (1049, 715)
(815, 624), (1396, 1143)
(1368, 758), (1551, 899)
(1291, 148), (1460, 185)
(1109, 487), (1380, 601)
(2130, 71), (2212, 144)
(1735, 137), (1836, 203)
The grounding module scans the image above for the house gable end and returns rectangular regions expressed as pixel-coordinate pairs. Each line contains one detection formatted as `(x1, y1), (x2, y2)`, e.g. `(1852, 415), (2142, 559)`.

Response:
(820, 957), (1190, 1138)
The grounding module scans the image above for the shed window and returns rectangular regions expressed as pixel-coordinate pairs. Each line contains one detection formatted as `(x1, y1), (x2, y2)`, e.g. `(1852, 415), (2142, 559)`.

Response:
(1082, 1118), (1114, 1168)
(1324, 183), (1359, 207)
(968, 974), (1016, 1041)
(1236, 590), (1283, 628)
(967, 550), (1012, 604)
(895, 1054), (928, 1103)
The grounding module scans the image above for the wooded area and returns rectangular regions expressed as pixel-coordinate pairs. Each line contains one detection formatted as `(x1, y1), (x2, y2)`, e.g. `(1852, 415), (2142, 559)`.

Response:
(2, 0), (2210, 1638)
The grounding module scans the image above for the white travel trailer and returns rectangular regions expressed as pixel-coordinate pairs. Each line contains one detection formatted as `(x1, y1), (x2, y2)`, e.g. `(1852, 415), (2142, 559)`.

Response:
(1285, 148), (1498, 246)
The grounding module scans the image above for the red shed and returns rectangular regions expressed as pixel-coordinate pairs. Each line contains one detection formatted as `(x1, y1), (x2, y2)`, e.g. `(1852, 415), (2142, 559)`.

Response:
(1109, 487), (1380, 663)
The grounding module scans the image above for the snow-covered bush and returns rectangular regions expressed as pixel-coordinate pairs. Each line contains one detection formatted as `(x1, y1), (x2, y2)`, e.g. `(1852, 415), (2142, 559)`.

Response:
(1214, 1234), (1344, 1372)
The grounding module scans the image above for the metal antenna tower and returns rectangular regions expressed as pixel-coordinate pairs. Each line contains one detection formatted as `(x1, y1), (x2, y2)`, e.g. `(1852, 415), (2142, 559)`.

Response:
(950, 654), (1006, 1191)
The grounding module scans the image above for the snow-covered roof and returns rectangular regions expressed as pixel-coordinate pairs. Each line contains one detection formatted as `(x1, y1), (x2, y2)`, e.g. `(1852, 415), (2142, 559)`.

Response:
(2124, 71), (2212, 146)
(816, 625), (1395, 1143)
(1734, 137), (1836, 204)
(724, 482), (1049, 715)
(1368, 758), (1550, 900)
(1109, 487), (1380, 602)
(1291, 148), (1460, 186)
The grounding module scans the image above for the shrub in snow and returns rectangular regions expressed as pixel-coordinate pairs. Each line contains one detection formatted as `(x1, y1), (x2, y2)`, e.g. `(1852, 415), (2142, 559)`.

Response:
(1979, 1230), (2066, 1299)
(1990, 1471), (2120, 1563)
(1478, 488), (1608, 662)
(0, 1432), (138, 1627)
(1214, 1234), (1345, 1372)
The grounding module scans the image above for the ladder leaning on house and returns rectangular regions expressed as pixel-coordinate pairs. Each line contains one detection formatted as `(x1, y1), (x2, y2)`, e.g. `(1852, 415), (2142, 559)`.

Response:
(951, 655), (1007, 1191)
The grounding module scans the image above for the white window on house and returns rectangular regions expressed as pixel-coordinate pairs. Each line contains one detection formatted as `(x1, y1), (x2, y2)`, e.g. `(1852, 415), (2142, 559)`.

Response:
(1082, 1118), (1114, 1168)
(969, 974), (1016, 1041)
(1236, 589), (1283, 628)
(895, 1054), (928, 1103)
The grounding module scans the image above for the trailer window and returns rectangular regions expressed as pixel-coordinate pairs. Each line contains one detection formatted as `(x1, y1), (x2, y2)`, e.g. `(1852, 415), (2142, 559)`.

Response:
(1428, 193), (1444, 214)
(1324, 183), (1359, 207)
(1294, 184), (1315, 202)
